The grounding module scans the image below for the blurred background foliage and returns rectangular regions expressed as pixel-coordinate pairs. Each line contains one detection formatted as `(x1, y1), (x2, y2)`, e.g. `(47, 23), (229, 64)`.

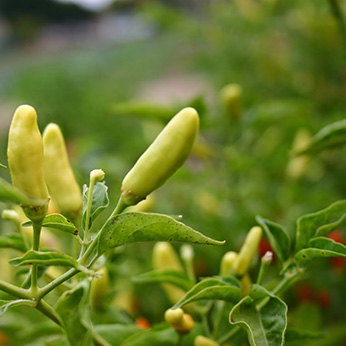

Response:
(1, 0), (346, 344)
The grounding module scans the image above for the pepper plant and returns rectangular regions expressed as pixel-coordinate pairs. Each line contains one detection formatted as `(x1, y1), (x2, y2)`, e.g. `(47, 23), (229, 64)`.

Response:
(1, 104), (346, 345)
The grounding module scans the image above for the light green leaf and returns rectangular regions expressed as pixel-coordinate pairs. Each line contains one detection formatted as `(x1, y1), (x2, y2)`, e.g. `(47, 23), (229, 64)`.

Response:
(172, 276), (241, 309)
(97, 212), (225, 255)
(230, 284), (287, 346)
(0, 234), (27, 252)
(82, 182), (109, 230)
(256, 216), (290, 263)
(22, 213), (78, 235)
(0, 299), (36, 317)
(295, 237), (346, 267)
(133, 269), (194, 291)
(295, 200), (346, 251)
(55, 281), (93, 346)
(296, 118), (346, 155)
(9, 250), (91, 274)
(0, 177), (33, 205)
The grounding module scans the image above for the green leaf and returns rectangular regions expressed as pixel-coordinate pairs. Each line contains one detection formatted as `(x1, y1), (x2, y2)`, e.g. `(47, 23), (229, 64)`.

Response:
(120, 323), (176, 346)
(0, 177), (32, 205)
(230, 284), (288, 346)
(297, 118), (346, 155)
(0, 234), (27, 252)
(295, 200), (346, 251)
(95, 324), (141, 345)
(82, 182), (109, 230)
(172, 276), (241, 309)
(133, 269), (194, 291)
(256, 216), (290, 263)
(97, 212), (225, 255)
(295, 237), (346, 267)
(0, 299), (36, 317)
(9, 250), (92, 275)
(55, 280), (93, 346)
(22, 213), (78, 236)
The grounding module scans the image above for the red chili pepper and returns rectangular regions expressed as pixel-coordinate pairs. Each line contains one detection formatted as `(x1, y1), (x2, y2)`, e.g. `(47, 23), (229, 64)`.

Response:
(135, 317), (150, 329)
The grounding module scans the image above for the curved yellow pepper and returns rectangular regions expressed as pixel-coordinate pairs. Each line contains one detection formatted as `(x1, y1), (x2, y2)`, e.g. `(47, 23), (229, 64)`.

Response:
(121, 107), (199, 206)
(43, 123), (82, 217)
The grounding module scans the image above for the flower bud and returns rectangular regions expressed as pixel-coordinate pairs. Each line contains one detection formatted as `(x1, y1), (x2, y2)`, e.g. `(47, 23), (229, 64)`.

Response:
(90, 169), (105, 182)
(43, 123), (82, 217)
(121, 107), (199, 206)
(232, 226), (262, 276)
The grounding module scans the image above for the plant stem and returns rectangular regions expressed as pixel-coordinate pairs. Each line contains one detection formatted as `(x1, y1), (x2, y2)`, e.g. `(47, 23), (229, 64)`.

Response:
(36, 300), (62, 326)
(0, 279), (31, 299)
(177, 333), (184, 346)
(31, 220), (42, 296)
(83, 175), (97, 246)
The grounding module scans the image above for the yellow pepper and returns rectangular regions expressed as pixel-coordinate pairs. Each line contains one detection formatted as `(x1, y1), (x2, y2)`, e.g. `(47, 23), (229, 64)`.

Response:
(232, 226), (262, 276)
(164, 308), (195, 334)
(121, 107), (199, 206)
(43, 123), (82, 217)
(7, 105), (48, 202)
(194, 335), (220, 346)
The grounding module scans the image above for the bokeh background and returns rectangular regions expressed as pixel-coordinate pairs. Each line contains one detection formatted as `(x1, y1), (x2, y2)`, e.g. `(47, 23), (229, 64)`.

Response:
(1, 0), (346, 344)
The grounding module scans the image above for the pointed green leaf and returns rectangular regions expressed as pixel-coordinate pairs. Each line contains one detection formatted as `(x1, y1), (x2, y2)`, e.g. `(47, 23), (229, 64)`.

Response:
(295, 237), (346, 267)
(295, 200), (346, 251)
(82, 182), (109, 230)
(9, 250), (85, 271)
(172, 276), (241, 309)
(256, 216), (290, 263)
(55, 281), (93, 346)
(297, 118), (346, 155)
(97, 212), (225, 255)
(230, 284), (287, 346)
(0, 234), (26, 252)
(133, 269), (194, 291)
(22, 213), (78, 235)
(0, 177), (32, 205)
(0, 299), (36, 317)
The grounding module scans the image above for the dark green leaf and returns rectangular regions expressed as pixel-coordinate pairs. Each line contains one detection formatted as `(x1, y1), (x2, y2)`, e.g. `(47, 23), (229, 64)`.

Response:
(23, 213), (78, 235)
(95, 324), (141, 345)
(295, 237), (346, 267)
(295, 200), (346, 251)
(230, 284), (287, 346)
(133, 269), (194, 291)
(256, 216), (290, 263)
(297, 118), (346, 155)
(55, 281), (93, 346)
(97, 212), (225, 255)
(82, 182), (109, 230)
(0, 234), (26, 252)
(0, 299), (36, 317)
(285, 328), (323, 344)
(172, 276), (241, 309)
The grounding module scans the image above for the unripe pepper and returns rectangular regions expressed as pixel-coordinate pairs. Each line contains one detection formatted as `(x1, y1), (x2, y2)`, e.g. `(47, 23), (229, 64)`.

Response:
(90, 267), (110, 310)
(194, 335), (220, 346)
(43, 123), (82, 217)
(232, 226), (262, 276)
(219, 83), (242, 120)
(220, 251), (237, 276)
(152, 242), (185, 304)
(121, 107), (199, 206)
(7, 105), (49, 202)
